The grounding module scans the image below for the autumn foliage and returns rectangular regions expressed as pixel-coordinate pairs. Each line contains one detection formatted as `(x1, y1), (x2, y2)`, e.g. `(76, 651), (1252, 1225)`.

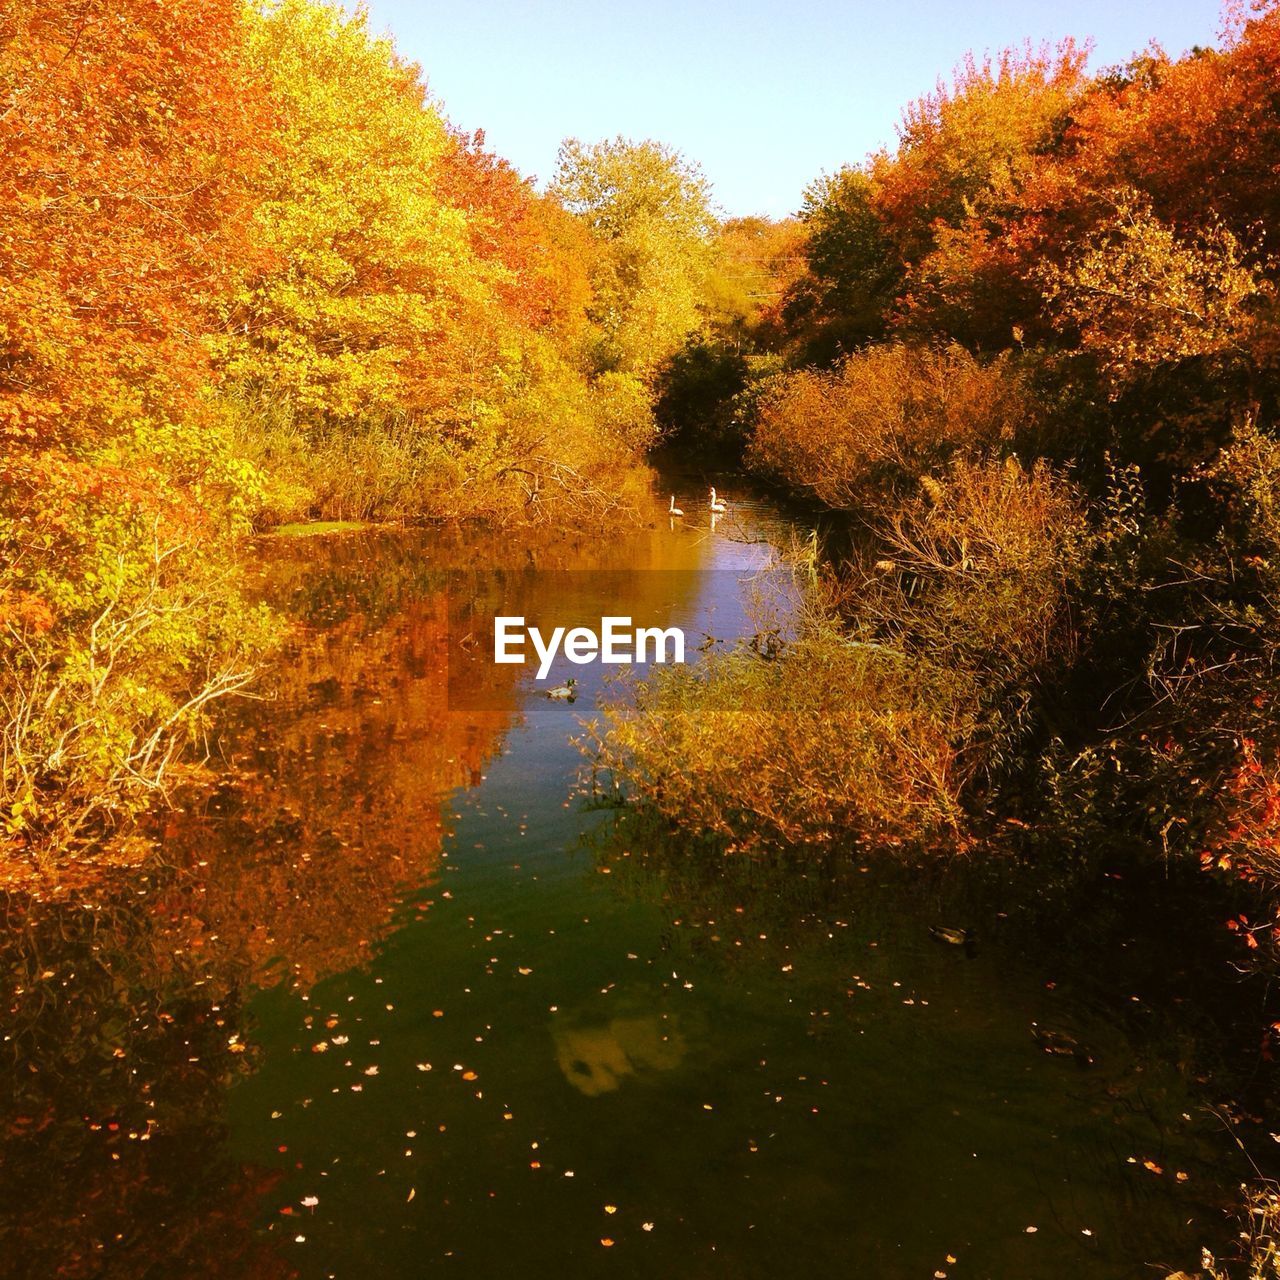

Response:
(0, 0), (713, 858)
(606, 3), (1280, 973)
(0, 0), (267, 449)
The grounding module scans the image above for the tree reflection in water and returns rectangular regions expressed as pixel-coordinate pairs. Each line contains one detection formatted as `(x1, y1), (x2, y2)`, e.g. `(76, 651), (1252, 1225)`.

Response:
(0, 531), (524, 1276)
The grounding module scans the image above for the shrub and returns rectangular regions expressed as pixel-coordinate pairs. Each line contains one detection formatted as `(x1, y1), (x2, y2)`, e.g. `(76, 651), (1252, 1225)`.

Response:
(591, 457), (1084, 853)
(746, 342), (1032, 505)
(587, 639), (974, 855)
(0, 447), (276, 862)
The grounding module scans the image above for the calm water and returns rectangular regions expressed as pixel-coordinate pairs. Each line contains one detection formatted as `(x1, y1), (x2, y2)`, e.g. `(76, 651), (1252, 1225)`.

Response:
(1, 484), (1275, 1278)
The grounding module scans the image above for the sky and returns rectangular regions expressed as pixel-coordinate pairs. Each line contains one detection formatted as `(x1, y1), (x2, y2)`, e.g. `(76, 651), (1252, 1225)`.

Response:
(363, 0), (1226, 219)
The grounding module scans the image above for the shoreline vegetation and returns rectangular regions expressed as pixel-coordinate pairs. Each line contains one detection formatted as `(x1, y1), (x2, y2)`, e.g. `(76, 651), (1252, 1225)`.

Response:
(608, 13), (1280, 959)
(2, 0), (712, 868)
(602, 10), (1280, 1274)
(5, 0), (1280, 1273)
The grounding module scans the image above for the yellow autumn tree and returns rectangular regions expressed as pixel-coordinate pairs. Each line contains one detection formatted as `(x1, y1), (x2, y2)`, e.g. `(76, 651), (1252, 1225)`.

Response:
(551, 137), (716, 380)
(216, 0), (482, 423)
(1042, 192), (1271, 382)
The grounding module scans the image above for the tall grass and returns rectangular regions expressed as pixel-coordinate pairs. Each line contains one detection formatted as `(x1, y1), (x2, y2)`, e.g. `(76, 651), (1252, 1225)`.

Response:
(222, 381), (657, 527)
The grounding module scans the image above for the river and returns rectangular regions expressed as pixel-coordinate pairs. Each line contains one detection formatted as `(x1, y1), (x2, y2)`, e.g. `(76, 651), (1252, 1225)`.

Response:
(0, 479), (1272, 1278)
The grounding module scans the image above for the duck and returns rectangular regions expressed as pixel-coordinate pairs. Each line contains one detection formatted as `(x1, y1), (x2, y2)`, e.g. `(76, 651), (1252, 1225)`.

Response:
(1031, 1023), (1095, 1066)
(545, 678), (577, 700)
(929, 924), (973, 947)
(668, 495), (684, 517)
(708, 486), (727, 514)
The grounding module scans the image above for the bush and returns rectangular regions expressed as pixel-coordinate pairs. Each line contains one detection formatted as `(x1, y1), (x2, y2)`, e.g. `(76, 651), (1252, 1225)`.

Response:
(590, 457), (1084, 853)
(587, 639), (973, 855)
(0, 444), (276, 863)
(222, 363), (656, 529)
(746, 341), (1033, 505)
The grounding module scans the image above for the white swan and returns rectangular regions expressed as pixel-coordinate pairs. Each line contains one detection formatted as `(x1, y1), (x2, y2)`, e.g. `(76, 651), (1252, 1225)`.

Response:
(708, 486), (727, 514)
(669, 495), (684, 517)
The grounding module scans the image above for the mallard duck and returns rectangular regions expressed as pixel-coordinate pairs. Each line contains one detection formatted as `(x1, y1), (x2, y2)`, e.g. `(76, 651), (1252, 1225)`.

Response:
(545, 678), (577, 700)
(1031, 1023), (1095, 1066)
(668, 495), (684, 517)
(929, 924), (973, 946)
(709, 486), (727, 514)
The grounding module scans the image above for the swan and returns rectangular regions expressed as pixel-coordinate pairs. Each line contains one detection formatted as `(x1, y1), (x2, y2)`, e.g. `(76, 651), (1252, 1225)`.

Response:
(709, 486), (727, 514)
(668, 495), (684, 517)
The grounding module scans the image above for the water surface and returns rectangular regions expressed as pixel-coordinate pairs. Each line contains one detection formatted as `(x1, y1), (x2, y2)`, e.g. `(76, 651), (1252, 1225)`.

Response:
(1, 486), (1273, 1278)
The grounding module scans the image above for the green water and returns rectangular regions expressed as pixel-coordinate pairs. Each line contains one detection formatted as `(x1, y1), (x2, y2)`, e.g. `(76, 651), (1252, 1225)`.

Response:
(1, 487), (1274, 1278)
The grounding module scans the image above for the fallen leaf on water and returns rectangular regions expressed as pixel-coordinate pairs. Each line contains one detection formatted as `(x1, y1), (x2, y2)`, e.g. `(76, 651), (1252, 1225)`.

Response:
(301, 1196), (318, 1209)
(600, 1239), (614, 1248)
(604, 1205), (617, 1214)
(407, 1188), (416, 1202)
(642, 1223), (654, 1232)
(1142, 1159), (1163, 1175)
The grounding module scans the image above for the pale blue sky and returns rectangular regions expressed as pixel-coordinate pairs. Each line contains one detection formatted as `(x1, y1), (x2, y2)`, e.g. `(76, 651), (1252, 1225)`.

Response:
(364, 0), (1226, 218)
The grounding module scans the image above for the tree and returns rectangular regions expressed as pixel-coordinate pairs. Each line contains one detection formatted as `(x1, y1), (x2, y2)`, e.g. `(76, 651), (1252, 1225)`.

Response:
(214, 0), (481, 424)
(0, 0), (268, 451)
(1043, 194), (1271, 384)
(779, 168), (901, 361)
(875, 42), (1087, 265)
(551, 136), (716, 378)
(0, 0), (275, 850)
(701, 215), (806, 346)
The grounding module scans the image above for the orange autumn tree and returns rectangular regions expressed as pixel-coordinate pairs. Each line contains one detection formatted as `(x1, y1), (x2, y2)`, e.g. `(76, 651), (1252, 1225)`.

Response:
(0, 0), (268, 451)
(878, 42), (1089, 346)
(776, 43), (1090, 356)
(1026, 5), (1280, 389)
(0, 0), (275, 853)
(435, 128), (597, 345)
